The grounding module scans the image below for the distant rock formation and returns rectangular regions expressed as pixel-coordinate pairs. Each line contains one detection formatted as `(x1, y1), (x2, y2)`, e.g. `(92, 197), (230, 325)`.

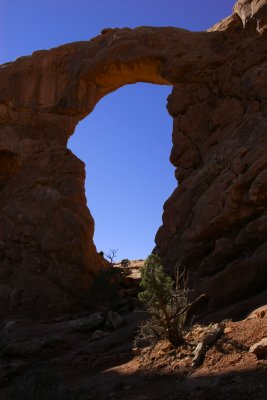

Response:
(0, 0), (267, 319)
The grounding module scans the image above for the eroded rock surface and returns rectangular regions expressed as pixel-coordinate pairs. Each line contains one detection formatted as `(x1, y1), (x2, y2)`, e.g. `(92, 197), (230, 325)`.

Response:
(156, 0), (267, 320)
(0, 0), (267, 318)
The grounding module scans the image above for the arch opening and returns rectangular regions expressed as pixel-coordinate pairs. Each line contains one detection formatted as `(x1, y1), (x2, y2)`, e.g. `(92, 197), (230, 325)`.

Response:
(68, 82), (175, 261)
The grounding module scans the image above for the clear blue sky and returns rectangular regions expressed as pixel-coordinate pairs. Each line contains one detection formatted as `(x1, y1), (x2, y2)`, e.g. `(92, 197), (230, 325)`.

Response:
(0, 0), (235, 261)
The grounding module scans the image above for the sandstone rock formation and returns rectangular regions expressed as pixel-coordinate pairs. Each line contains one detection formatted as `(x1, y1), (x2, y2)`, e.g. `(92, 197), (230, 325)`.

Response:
(0, 0), (267, 319)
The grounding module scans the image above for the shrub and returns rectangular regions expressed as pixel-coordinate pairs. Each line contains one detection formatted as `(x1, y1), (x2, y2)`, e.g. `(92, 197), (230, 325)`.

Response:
(121, 258), (130, 269)
(136, 254), (203, 347)
(90, 266), (121, 308)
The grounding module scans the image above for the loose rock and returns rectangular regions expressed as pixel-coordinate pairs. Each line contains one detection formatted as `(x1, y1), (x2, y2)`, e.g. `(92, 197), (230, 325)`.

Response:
(249, 338), (267, 359)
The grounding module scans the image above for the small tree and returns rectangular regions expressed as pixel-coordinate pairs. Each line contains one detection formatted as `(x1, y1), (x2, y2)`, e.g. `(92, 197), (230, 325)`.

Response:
(121, 258), (130, 270)
(105, 249), (118, 266)
(137, 254), (204, 347)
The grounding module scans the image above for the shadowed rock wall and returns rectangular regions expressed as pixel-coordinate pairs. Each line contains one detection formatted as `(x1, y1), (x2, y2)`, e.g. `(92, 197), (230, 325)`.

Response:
(0, 0), (267, 318)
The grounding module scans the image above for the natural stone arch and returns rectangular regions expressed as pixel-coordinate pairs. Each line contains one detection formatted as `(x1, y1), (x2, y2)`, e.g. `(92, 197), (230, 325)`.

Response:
(0, 0), (267, 319)
(0, 26), (223, 318)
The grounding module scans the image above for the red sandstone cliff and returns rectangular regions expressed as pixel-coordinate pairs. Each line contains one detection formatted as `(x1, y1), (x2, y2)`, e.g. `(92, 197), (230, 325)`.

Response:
(0, 0), (266, 319)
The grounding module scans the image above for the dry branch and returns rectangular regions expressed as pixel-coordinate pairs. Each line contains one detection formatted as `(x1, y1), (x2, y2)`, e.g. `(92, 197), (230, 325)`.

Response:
(192, 323), (224, 368)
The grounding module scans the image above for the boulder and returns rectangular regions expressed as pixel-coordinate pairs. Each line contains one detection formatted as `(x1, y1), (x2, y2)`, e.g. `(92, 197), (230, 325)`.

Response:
(108, 311), (124, 330)
(91, 330), (108, 341)
(69, 313), (104, 332)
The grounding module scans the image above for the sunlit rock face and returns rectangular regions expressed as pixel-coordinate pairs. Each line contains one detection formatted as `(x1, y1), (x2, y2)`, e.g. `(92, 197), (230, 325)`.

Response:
(0, 0), (267, 318)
